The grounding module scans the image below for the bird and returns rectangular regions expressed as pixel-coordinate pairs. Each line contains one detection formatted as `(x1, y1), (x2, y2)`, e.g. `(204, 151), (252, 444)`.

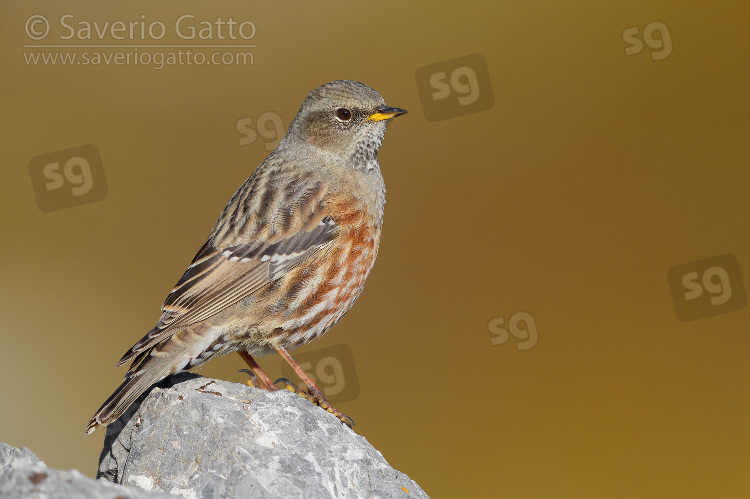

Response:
(85, 80), (406, 435)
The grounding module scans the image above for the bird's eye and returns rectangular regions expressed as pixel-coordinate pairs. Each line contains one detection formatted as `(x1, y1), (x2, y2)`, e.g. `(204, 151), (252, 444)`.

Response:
(336, 108), (352, 121)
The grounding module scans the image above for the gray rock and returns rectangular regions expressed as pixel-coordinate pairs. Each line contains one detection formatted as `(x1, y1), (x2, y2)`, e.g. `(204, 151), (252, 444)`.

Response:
(0, 442), (170, 499)
(98, 374), (428, 499)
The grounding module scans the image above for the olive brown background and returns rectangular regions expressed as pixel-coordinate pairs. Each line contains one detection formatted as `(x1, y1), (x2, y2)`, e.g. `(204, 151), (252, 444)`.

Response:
(2, 1), (749, 497)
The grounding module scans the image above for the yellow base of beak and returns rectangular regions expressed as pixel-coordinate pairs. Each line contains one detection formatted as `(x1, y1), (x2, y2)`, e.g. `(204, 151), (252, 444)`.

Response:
(367, 106), (408, 122)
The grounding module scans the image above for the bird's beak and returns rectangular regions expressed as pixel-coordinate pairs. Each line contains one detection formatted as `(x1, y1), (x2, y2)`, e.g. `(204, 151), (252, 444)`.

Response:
(367, 105), (408, 122)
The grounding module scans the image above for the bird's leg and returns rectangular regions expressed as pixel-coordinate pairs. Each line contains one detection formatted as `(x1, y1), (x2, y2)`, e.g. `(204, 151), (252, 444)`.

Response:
(237, 351), (275, 390)
(274, 346), (354, 427)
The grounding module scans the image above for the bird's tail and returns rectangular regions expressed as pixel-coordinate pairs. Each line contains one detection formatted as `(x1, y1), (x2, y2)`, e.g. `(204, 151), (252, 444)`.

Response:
(84, 368), (156, 435)
(85, 325), (221, 435)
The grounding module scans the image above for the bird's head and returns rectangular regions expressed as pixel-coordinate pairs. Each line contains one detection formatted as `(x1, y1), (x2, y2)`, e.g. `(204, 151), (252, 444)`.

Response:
(285, 80), (407, 165)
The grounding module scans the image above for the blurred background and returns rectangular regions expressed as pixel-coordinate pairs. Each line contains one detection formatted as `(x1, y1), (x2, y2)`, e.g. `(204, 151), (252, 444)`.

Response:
(2, 1), (749, 497)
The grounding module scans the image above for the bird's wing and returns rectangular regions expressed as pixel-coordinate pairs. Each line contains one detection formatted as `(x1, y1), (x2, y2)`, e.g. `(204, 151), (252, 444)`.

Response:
(118, 176), (337, 367)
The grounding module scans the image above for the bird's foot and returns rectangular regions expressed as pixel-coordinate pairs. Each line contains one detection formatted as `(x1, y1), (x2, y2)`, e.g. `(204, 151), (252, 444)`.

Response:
(238, 369), (275, 390)
(274, 377), (354, 428)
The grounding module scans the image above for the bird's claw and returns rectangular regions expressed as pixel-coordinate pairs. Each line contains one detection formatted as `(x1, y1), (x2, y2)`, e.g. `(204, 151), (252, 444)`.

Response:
(238, 369), (262, 389)
(273, 377), (354, 428)
(240, 371), (353, 427)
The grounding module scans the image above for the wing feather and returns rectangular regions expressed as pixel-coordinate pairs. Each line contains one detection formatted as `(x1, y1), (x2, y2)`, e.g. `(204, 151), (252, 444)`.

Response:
(118, 175), (336, 367)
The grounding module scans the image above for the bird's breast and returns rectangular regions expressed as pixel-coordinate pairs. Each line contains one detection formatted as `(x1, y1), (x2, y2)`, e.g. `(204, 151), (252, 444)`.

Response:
(269, 216), (382, 348)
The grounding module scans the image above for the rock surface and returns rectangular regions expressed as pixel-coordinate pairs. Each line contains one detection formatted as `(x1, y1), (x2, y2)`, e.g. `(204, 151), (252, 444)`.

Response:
(98, 373), (429, 499)
(0, 442), (169, 498)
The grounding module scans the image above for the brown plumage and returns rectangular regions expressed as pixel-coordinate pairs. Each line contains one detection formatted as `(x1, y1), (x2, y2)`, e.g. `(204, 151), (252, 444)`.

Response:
(86, 80), (406, 434)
